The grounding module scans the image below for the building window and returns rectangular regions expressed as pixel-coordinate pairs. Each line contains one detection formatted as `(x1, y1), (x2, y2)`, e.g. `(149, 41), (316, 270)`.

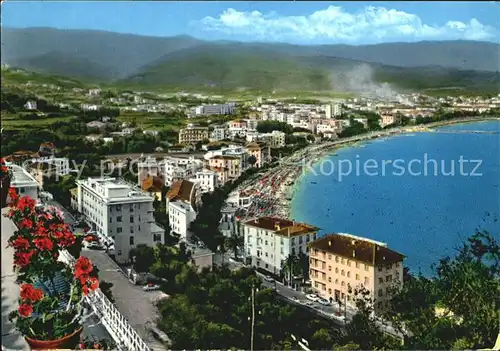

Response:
(109, 217), (112, 223)
(117, 216), (122, 222)
(364, 277), (369, 285)
(341, 258), (345, 264)
(129, 236), (134, 245)
(116, 205), (122, 211)
(347, 260), (351, 267)
(365, 264), (369, 271)
(335, 279), (338, 284)
(341, 281), (345, 287)
(328, 277), (331, 283)
(335, 256), (339, 263)
(20, 188), (25, 194)
(386, 275), (393, 282)
(130, 216), (134, 223)
(328, 265), (332, 271)
(328, 254), (332, 260)
(335, 267), (339, 273)
(356, 262), (360, 268)
(347, 271), (350, 278)
(153, 234), (162, 242)
(117, 227), (122, 233)
(341, 269), (345, 276)
(379, 277), (384, 284)
(355, 274), (360, 280)
(378, 266), (383, 272)
(328, 288), (332, 294)
(130, 226), (134, 233)
(378, 289), (383, 297)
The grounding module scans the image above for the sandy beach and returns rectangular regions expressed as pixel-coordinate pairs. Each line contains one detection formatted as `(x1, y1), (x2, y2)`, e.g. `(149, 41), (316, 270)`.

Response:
(233, 116), (499, 221)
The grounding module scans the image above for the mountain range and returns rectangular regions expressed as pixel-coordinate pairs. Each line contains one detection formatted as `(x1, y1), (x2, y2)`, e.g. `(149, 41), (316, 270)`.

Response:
(2, 27), (499, 92)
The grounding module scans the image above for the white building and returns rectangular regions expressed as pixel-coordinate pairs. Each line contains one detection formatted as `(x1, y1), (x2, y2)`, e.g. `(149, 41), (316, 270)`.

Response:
(7, 163), (40, 202)
(24, 100), (37, 110)
(88, 88), (101, 96)
(210, 126), (228, 141)
(81, 104), (100, 111)
(260, 130), (286, 148)
(242, 217), (319, 275)
(194, 103), (235, 116)
(333, 104), (343, 117)
(76, 177), (164, 264)
(166, 180), (199, 242)
(27, 156), (70, 176)
(190, 169), (218, 193)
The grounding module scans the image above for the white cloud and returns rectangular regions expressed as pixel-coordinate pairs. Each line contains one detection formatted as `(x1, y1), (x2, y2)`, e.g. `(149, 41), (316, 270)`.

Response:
(193, 6), (497, 43)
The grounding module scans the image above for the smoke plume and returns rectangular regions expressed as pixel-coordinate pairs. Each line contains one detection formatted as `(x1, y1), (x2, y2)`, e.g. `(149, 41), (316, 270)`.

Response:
(330, 64), (400, 100)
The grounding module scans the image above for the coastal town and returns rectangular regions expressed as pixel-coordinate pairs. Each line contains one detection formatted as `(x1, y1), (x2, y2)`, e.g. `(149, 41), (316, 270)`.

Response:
(2, 72), (499, 350)
(2, 2), (500, 349)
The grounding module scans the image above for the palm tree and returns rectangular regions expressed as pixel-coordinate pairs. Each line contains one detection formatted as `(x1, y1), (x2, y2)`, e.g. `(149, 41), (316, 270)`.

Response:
(282, 254), (300, 287)
(296, 251), (310, 283)
(224, 234), (244, 260)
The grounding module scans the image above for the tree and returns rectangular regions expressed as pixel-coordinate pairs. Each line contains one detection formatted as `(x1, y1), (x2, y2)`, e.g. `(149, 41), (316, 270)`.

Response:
(224, 234), (244, 260)
(386, 231), (500, 350)
(129, 244), (156, 273)
(281, 254), (300, 286)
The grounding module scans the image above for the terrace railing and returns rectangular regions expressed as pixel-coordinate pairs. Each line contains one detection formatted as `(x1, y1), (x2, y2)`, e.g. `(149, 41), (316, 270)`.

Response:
(59, 250), (152, 351)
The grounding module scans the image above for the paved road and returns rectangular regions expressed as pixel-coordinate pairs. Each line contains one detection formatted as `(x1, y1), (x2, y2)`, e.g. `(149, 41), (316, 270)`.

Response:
(224, 256), (401, 338)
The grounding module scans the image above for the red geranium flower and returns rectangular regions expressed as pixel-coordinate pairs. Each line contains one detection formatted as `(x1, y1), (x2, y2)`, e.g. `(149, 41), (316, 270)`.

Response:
(16, 196), (36, 213)
(82, 285), (90, 296)
(20, 283), (44, 302)
(18, 218), (33, 229)
(33, 237), (54, 251)
(14, 250), (35, 267)
(74, 256), (93, 278)
(88, 277), (99, 291)
(8, 187), (18, 200)
(11, 237), (30, 250)
(18, 304), (33, 318)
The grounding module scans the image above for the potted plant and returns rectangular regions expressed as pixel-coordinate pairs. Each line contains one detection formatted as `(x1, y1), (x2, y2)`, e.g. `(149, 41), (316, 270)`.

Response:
(1, 158), (12, 208)
(6, 188), (100, 349)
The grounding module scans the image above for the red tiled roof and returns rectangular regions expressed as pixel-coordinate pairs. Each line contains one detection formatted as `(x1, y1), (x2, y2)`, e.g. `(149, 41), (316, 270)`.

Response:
(309, 234), (405, 266)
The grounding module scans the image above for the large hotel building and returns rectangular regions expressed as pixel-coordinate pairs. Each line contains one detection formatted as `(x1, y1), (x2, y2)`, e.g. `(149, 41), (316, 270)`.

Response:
(309, 233), (405, 313)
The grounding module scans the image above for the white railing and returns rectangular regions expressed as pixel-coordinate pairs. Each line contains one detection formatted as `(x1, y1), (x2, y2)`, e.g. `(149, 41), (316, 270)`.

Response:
(59, 250), (152, 351)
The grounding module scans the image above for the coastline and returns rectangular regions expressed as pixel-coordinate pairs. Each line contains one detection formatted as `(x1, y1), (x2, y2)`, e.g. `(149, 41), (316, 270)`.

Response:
(236, 116), (500, 221)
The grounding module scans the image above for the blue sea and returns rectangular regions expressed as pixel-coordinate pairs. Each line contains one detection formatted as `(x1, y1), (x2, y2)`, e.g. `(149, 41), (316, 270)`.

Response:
(291, 120), (500, 275)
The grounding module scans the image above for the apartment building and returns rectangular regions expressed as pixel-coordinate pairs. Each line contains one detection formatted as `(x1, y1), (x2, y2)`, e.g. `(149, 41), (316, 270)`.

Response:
(208, 155), (241, 179)
(7, 163), (40, 202)
(76, 177), (164, 264)
(190, 169), (218, 193)
(242, 217), (319, 275)
(380, 114), (402, 128)
(210, 126), (228, 141)
(166, 180), (199, 241)
(208, 166), (229, 186)
(308, 233), (404, 313)
(260, 130), (286, 148)
(27, 156), (70, 177)
(178, 126), (209, 144)
(245, 142), (271, 168)
(194, 103), (235, 116)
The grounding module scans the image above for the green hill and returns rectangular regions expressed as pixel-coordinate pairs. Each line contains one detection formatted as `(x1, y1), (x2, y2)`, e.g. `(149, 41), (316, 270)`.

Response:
(121, 45), (500, 93)
(121, 45), (331, 91)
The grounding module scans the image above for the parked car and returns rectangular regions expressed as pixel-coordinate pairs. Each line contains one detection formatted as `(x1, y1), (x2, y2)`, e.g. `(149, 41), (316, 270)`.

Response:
(143, 283), (160, 292)
(305, 294), (320, 302)
(318, 299), (331, 306)
(87, 242), (102, 250)
(264, 276), (274, 282)
(290, 296), (300, 303)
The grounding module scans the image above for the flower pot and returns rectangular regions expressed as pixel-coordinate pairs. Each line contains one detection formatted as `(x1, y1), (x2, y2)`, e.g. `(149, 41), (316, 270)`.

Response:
(24, 326), (83, 350)
(0, 175), (11, 208)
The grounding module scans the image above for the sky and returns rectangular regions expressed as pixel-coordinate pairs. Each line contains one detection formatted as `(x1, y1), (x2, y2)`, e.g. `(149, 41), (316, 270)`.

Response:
(2, 1), (499, 45)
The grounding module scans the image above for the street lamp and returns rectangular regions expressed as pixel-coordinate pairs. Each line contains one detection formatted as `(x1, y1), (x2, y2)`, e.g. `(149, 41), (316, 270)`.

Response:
(249, 284), (260, 351)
